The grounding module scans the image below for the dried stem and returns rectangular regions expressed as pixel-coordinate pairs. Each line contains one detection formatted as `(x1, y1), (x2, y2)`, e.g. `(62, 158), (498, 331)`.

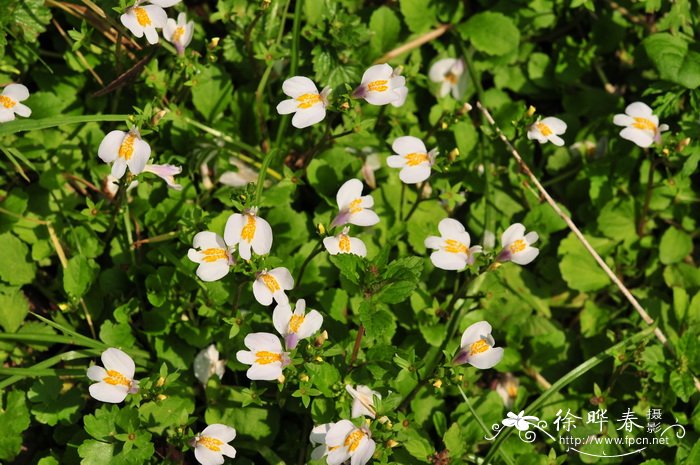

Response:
(475, 101), (700, 393)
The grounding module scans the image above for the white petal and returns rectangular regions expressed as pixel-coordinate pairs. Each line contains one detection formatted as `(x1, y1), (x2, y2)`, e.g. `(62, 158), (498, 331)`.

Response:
(197, 262), (230, 281)
(126, 138), (151, 175)
(430, 250), (466, 270)
(438, 218), (467, 240)
(399, 166), (431, 184)
(219, 444), (236, 459)
(87, 365), (107, 381)
(111, 158), (128, 179)
(244, 332), (283, 352)
(251, 217), (273, 255)
(349, 237), (367, 257)
(540, 117), (566, 134)
(469, 347), (504, 369)
(336, 179), (364, 210)
(613, 114), (634, 127)
(276, 98), (298, 115)
(282, 76), (319, 98)
(327, 448), (351, 465)
(272, 304), (293, 337)
(365, 89), (398, 106)
(292, 105), (326, 128)
(620, 127), (653, 148)
(253, 279), (273, 306)
(163, 18), (177, 41)
(524, 231), (539, 245)
(625, 101), (652, 118)
(0, 108), (15, 122)
(121, 12), (144, 37)
(511, 247), (539, 265)
(439, 81), (451, 98)
(144, 26), (159, 44)
(269, 267), (294, 290)
(143, 5), (168, 28)
(310, 423), (333, 445)
(3, 84), (29, 101)
(351, 438), (375, 465)
(98, 130), (126, 164)
(297, 310), (323, 339)
(349, 210), (379, 227)
(223, 213), (244, 246)
(548, 134), (565, 146)
(323, 236), (341, 255)
(89, 382), (129, 403)
(195, 445), (224, 465)
(360, 64), (392, 84)
(12, 102), (31, 117)
(193, 231), (227, 250)
(386, 155), (405, 168)
(148, 0), (182, 7)
(501, 223), (525, 247)
(201, 424), (236, 443)
(325, 420), (356, 447)
(429, 58), (456, 82)
(392, 136), (426, 156)
(460, 321), (493, 348)
(247, 363), (282, 380)
(424, 236), (443, 250)
(236, 350), (255, 365)
(101, 348), (135, 378)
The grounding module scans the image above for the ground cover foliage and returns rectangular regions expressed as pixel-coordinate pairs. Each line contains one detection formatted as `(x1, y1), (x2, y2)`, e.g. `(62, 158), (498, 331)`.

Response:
(1, 0), (699, 464)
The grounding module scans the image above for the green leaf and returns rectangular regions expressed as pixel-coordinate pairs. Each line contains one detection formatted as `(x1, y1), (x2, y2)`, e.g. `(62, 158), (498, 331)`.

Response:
(329, 254), (363, 285)
(78, 439), (114, 465)
(400, 0), (437, 34)
(0, 114), (127, 136)
(84, 405), (119, 441)
(443, 422), (465, 459)
(458, 12), (520, 56)
(359, 301), (395, 339)
(0, 233), (35, 286)
(369, 7), (401, 57)
(659, 227), (693, 264)
(558, 233), (611, 292)
(9, 0), (52, 43)
(669, 370), (694, 402)
(643, 33), (700, 89)
(0, 287), (29, 333)
(597, 198), (636, 240)
(27, 377), (83, 426)
(191, 65), (234, 121)
(0, 391), (31, 461)
(63, 255), (97, 299)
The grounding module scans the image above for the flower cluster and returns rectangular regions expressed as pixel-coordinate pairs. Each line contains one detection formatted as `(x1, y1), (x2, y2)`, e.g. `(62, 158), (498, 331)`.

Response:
(121, 0), (193, 52)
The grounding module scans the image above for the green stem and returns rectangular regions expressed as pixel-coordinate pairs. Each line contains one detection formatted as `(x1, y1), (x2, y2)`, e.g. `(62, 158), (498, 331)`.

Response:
(295, 241), (324, 286)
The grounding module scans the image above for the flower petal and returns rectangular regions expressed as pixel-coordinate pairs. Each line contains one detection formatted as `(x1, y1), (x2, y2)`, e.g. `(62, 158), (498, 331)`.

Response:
(272, 304), (293, 337)
(297, 309), (323, 339)
(87, 365), (107, 382)
(469, 347), (504, 369)
(101, 348), (135, 378)
(3, 84), (29, 101)
(460, 321), (493, 348)
(247, 362), (282, 380)
(392, 136), (426, 156)
(619, 127), (653, 148)
(501, 223), (525, 247)
(336, 179), (364, 210)
(98, 130), (126, 164)
(201, 424), (236, 442)
(511, 247), (539, 265)
(194, 444), (224, 465)
(292, 105), (326, 128)
(282, 76), (319, 98)
(276, 98), (298, 115)
(399, 166), (431, 184)
(89, 382), (129, 403)
(430, 250), (466, 270)
(349, 210), (379, 227)
(197, 261), (230, 281)
(429, 58), (456, 82)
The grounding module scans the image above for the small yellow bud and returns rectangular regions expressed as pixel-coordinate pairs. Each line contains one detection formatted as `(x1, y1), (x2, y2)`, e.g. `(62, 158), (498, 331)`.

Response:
(317, 223), (326, 235)
(377, 416), (390, 424)
(300, 374), (310, 382)
(157, 394), (167, 400)
(463, 102), (473, 112)
(677, 137), (691, 152)
(315, 356), (323, 362)
(277, 374), (286, 383)
(209, 37), (220, 49)
(449, 148), (459, 162)
(441, 121), (448, 130)
(662, 148), (670, 156)
(314, 330), (329, 346)
(386, 439), (400, 448)
(58, 303), (69, 311)
(340, 102), (350, 110)
(156, 377), (165, 388)
(527, 105), (536, 117)
(433, 379), (443, 389)
(457, 374), (464, 382)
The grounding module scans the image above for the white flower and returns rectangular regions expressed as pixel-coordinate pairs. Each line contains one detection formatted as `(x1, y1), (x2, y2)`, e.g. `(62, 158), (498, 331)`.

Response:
(252, 267), (294, 306)
(497, 223), (539, 265)
(235, 332), (291, 381)
(428, 58), (467, 99)
(323, 226), (367, 257)
(98, 129), (152, 179)
(346, 385), (381, 419)
(309, 423), (335, 460)
(223, 208), (273, 260)
(193, 344), (226, 385)
(0, 84), (31, 122)
(387, 136), (437, 184)
(276, 76), (331, 128)
(324, 420), (376, 465)
(424, 218), (482, 270)
(120, 1), (168, 45)
(87, 348), (139, 403)
(105, 175), (138, 198)
(218, 158), (259, 187)
(527, 117), (567, 146)
(191, 423), (236, 465)
(163, 12), (194, 54)
(502, 410), (539, 432)
(495, 373), (519, 409)
(330, 179), (380, 228)
(613, 101), (669, 148)
(361, 152), (381, 189)
(142, 164), (182, 190)
(273, 299), (323, 349)
(453, 321), (504, 369)
(353, 63), (407, 107)
(187, 231), (235, 282)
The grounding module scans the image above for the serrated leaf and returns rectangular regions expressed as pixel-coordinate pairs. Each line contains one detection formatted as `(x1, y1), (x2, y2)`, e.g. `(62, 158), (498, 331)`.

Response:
(659, 227), (692, 264)
(458, 12), (520, 56)
(0, 233), (35, 286)
(63, 255), (97, 299)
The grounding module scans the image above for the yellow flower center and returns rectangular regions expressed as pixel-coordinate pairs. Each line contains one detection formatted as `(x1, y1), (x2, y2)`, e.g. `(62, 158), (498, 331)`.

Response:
(197, 436), (223, 452)
(0, 95), (16, 108)
(241, 214), (256, 243)
(289, 314), (305, 333)
(344, 429), (365, 452)
(296, 93), (321, 109)
(339, 234), (351, 252)
(444, 239), (467, 254)
(535, 122), (552, 137)
(444, 71), (458, 85)
(469, 339), (490, 356)
(255, 351), (282, 365)
(509, 239), (526, 254)
(506, 384), (518, 398)
(104, 369), (131, 386)
(201, 248), (228, 263)
(632, 117), (657, 131)
(261, 273), (280, 292)
(134, 7), (151, 27)
(172, 26), (185, 43)
(367, 80), (388, 92)
(118, 134), (136, 160)
(405, 152), (429, 167)
(348, 198), (363, 214)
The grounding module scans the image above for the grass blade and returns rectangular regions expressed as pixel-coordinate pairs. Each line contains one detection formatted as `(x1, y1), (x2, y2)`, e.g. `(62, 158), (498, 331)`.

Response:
(0, 114), (128, 135)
